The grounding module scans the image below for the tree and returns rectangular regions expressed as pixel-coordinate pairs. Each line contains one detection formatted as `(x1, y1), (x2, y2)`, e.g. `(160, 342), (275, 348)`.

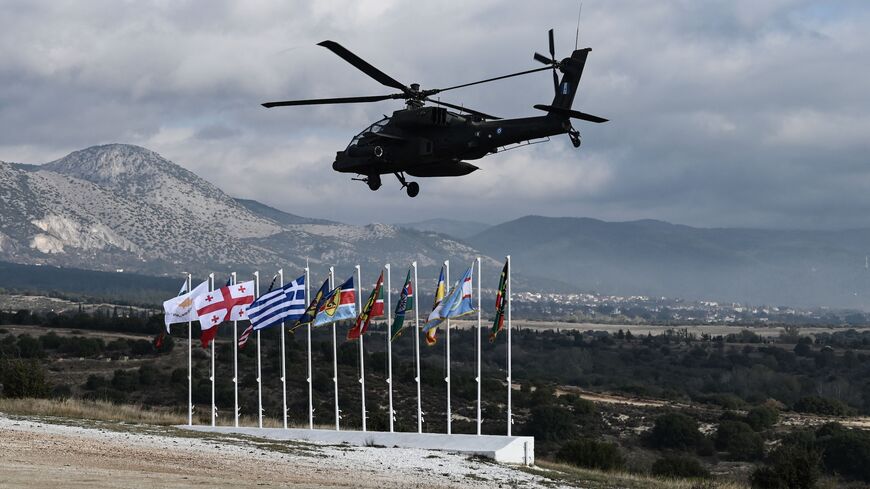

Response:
(751, 445), (820, 489)
(715, 421), (764, 461)
(648, 413), (703, 451)
(525, 405), (576, 442)
(0, 358), (50, 398)
(745, 405), (779, 431)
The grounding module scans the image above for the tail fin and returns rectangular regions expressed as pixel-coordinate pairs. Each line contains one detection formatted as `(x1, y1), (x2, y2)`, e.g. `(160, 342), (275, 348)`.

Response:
(550, 48), (590, 110)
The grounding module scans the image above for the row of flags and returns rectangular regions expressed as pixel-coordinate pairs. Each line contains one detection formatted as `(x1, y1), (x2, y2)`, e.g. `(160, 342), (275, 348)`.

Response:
(163, 260), (509, 348)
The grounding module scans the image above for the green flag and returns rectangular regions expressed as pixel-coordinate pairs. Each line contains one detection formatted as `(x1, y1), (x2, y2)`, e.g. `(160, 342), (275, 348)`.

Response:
(390, 268), (414, 341)
(490, 260), (508, 342)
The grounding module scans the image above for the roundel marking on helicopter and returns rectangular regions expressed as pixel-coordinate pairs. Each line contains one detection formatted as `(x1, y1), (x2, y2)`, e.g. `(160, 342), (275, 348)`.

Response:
(496, 127), (503, 135)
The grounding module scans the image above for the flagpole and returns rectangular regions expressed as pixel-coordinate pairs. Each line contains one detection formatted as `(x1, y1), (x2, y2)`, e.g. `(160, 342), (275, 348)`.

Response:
(279, 268), (287, 430)
(506, 255), (512, 436)
(385, 263), (393, 433)
(209, 273), (215, 428)
(255, 271), (263, 429)
(476, 257), (482, 435)
(444, 259), (451, 435)
(356, 264), (366, 432)
(232, 272), (239, 428)
(330, 266), (339, 431)
(305, 261), (313, 430)
(413, 261), (422, 434)
(187, 272), (193, 426)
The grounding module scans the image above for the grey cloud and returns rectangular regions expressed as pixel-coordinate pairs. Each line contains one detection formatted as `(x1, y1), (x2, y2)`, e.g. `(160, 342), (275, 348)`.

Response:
(1, 0), (869, 228)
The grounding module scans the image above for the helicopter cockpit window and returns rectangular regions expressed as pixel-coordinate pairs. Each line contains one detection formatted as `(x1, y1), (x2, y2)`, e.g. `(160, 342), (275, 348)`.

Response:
(348, 116), (390, 148)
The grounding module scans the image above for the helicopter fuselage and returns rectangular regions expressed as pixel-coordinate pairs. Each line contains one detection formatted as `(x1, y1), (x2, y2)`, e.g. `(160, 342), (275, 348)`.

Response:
(332, 106), (567, 178)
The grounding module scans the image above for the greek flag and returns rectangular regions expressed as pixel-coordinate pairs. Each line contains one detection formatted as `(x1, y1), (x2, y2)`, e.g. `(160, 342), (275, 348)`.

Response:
(248, 274), (306, 331)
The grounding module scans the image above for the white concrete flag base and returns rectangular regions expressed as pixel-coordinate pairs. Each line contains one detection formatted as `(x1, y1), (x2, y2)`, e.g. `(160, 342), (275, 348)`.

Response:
(181, 426), (534, 465)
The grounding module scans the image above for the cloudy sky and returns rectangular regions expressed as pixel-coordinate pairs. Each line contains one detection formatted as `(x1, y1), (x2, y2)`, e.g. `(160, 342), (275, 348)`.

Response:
(2, 0), (868, 228)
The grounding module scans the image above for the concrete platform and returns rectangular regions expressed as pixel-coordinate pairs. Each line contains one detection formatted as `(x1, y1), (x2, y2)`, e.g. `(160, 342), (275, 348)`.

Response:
(182, 426), (534, 465)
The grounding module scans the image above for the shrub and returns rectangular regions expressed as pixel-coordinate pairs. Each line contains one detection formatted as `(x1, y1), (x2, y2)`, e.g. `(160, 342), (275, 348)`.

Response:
(750, 445), (820, 489)
(525, 405), (576, 442)
(110, 369), (139, 391)
(0, 358), (50, 398)
(84, 374), (107, 390)
(817, 425), (870, 482)
(793, 396), (853, 416)
(715, 420), (765, 460)
(556, 439), (625, 471)
(648, 413), (703, 451)
(745, 405), (779, 431)
(39, 332), (63, 349)
(650, 455), (710, 478)
(16, 334), (45, 358)
(50, 384), (73, 399)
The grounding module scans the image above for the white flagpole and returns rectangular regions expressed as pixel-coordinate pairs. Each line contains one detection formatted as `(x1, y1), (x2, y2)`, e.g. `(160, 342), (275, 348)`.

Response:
(330, 267), (339, 431)
(445, 260), (451, 435)
(255, 271), (263, 429)
(356, 265), (366, 432)
(232, 272), (239, 428)
(476, 257), (482, 435)
(209, 273), (215, 428)
(279, 268), (287, 430)
(305, 261), (313, 429)
(187, 272), (193, 426)
(385, 263), (393, 433)
(413, 261), (422, 434)
(506, 255), (512, 436)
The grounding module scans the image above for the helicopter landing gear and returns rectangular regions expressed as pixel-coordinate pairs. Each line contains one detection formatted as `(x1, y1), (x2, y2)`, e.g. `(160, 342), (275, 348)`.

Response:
(352, 174), (382, 191)
(394, 172), (420, 198)
(568, 127), (582, 148)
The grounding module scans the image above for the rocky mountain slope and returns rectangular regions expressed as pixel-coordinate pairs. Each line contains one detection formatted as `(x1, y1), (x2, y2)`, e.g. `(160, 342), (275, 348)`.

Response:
(0, 144), (494, 280)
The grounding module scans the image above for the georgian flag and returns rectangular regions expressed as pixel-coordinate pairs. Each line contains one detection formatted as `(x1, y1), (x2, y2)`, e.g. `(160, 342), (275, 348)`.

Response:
(195, 280), (255, 348)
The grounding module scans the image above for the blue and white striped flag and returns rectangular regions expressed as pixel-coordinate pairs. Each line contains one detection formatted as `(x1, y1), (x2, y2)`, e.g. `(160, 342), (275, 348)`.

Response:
(247, 274), (306, 331)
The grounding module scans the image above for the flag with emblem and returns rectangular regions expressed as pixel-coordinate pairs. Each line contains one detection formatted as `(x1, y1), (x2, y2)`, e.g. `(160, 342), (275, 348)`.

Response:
(390, 268), (414, 341)
(490, 260), (508, 342)
(348, 271), (384, 340)
(163, 279), (209, 333)
(195, 280), (256, 347)
(313, 276), (356, 327)
(439, 264), (475, 320)
(291, 277), (330, 331)
(247, 274), (306, 331)
(422, 267), (446, 346)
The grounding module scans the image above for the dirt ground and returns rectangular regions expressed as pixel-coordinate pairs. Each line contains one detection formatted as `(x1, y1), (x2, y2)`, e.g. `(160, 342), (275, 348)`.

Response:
(0, 415), (559, 489)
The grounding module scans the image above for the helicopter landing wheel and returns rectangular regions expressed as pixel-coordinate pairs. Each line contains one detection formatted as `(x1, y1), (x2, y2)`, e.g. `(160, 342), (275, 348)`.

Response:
(406, 181), (419, 197)
(367, 174), (381, 191)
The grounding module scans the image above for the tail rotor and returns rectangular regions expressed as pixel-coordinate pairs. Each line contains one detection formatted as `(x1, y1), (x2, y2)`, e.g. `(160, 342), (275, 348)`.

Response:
(533, 29), (560, 94)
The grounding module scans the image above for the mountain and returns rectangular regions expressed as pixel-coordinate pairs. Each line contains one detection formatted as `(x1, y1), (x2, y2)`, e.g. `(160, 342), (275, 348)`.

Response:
(396, 218), (491, 239)
(0, 144), (496, 281)
(466, 216), (870, 308)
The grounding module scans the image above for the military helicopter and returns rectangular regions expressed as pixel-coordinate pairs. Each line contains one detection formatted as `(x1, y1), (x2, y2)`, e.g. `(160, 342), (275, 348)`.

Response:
(263, 29), (607, 197)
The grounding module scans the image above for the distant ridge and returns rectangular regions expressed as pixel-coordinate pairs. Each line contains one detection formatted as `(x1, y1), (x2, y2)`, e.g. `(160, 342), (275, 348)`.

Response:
(396, 218), (491, 239)
(467, 215), (870, 308)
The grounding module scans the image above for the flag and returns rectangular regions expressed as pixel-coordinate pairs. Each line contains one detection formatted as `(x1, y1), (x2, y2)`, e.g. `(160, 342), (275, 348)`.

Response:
(371, 280), (385, 318)
(163, 280), (209, 333)
(238, 324), (254, 348)
(490, 260), (508, 342)
(348, 271), (384, 340)
(439, 265), (475, 320)
(291, 277), (330, 331)
(153, 330), (165, 349)
(247, 274), (306, 331)
(194, 280), (256, 348)
(390, 268), (414, 341)
(313, 276), (356, 327)
(422, 267), (446, 346)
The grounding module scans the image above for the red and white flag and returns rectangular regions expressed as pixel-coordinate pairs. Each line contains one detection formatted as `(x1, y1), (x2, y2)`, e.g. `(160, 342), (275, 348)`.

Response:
(195, 280), (255, 348)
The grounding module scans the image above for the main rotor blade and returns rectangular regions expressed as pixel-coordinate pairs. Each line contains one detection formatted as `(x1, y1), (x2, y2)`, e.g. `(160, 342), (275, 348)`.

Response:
(317, 40), (409, 92)
(430, 66), (552, 95)
(262, 94), (396, 108)
(428, 99), (501, 120)
(548, 28), (555, 59)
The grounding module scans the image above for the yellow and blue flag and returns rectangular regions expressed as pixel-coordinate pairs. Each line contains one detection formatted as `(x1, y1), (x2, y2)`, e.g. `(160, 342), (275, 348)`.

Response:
(423, 267), (446, 345)
(313, 276), (357, 327)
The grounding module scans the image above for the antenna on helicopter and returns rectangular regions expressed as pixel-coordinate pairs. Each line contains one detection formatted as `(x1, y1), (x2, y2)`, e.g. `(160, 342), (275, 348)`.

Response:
(574, 2), (583, 51)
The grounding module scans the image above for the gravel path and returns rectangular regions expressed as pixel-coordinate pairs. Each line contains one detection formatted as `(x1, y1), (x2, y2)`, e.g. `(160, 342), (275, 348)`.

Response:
(0, 415), (567, 488)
